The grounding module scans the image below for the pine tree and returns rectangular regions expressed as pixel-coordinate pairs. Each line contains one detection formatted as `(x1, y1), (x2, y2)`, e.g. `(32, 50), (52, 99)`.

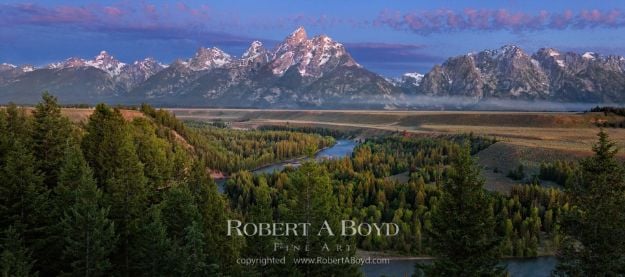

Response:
(0, 139), (46, 230)
(179, 221), (213, 276)
(555, 130), (625, 275)
(44, 141), (95, 274)
(158, 186), (201, 240)
(131, 208), (176, 276)
(245, 178), (278, 275)
(420, 145), (505, 276)
(32, 92), (72, 188)
(0, 139), (49, 269)
(60, 172), (117, 276)
(0, 109), (9, 166)
(4, 103), (32, 142)
(130, 118), (173, 195)
(0, 226), (37, 277)
(55, 143), (96, 209)
(82, 104), (147, 275)
(185, 161), (241, 275)
(287, 161), (360, 277)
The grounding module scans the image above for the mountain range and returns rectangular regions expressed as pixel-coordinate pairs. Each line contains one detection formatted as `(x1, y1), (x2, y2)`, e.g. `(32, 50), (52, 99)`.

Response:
(1, 27), (625, 108)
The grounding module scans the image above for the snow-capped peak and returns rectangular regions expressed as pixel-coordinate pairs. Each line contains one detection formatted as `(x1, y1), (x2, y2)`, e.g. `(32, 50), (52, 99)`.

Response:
(288, 27), (308, 45)
(270, 27), (359, 77)
(20, 65), (34, 72)
(46, 51), (126, 76)
(545, 48), (561, 57)
(582, 52), (597, 60)
(242, 41), (266, 59)
(85, 50), (126, 76)
(403, 72), (424, 80)
(402, 72), (424, 86)
(188, 47), (232, 71)
(0, 63), (17, 69)
(489, 45), (524, 59)
(52, 57), (87, 69)
(95, 50), (110, 60)
(499, 45), (521, 53)
(133, 57), (167, 69)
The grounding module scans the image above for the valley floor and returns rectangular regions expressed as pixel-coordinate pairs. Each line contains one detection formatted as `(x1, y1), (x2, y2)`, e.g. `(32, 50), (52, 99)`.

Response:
(168, 108), (625, 192)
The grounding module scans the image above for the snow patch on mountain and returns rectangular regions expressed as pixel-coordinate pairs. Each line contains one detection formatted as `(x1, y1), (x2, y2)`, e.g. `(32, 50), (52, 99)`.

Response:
(269, 27), (359, 78)
(188, 47), (232, 71)
(21, 65), (34, 72)
(582, 52), (597, 60)
(0, 63), (17, 69)
(84, 51), (126, 76)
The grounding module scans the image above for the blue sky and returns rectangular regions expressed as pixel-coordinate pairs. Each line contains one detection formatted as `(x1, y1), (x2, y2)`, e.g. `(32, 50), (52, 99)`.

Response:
(2, 0), (625, 76)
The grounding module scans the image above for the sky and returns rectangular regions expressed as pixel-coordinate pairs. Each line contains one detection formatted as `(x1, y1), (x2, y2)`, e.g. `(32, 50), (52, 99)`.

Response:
(2, 0), (625, 77)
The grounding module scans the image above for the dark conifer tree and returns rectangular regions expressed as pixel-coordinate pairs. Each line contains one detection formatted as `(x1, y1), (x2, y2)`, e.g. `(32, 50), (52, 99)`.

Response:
(0, 226), (37, 277)
(82, 104), (147, 275)
(287, 161), (361, 277)
(420, 145), (505, 276)
(555, 130), (625, 275)
(185, 160), (242, 274)
(0, 139), (50, 272)
(60, 170), (117, 276)
(130, 118), (173, 195)
(179, 221), (213, 276)
(32, 92), (72, 188)
(131, 208), (176, 276)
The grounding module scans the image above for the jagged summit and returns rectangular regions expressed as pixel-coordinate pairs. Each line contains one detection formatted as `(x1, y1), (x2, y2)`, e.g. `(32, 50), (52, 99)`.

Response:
(242, 41), (267, 59)
(95, 50), (110, 59)
(287, 26), (308, 45)
(85, 50), (126, 76)
(188, 47), (232, 71)
(240, 41), (270, 69)
(269, 27), (359, 77)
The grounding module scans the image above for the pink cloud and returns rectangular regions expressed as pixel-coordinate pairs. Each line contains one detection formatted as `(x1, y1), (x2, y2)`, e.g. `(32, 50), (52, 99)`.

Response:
(376, 8), (625, 34)
(18, 4), (96, 24)
(104, 7), (123, 17)
(549, 10), (574, 29)
(3, 2), (624, 39)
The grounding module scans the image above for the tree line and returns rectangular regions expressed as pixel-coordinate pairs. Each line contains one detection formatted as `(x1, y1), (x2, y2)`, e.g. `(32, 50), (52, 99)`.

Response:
(140, 107), (335, 174)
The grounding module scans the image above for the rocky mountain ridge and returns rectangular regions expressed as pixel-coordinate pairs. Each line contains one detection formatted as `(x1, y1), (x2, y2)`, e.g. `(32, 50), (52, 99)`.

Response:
(0, 27), (398, 108)
(414, 45), (625, 103)
(2, 31), (625, 108)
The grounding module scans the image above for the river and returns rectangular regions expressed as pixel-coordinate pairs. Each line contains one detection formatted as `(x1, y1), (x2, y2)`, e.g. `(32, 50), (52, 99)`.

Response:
(361, 256), (557, 277)
(215, 140), (558, 275)
(253, 139), (358, 174)
(216, 139), (358, 190)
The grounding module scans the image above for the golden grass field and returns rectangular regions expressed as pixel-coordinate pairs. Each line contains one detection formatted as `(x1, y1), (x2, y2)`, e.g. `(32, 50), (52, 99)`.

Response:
(24, 107), (145, 122)
(169, 108), (625, 192)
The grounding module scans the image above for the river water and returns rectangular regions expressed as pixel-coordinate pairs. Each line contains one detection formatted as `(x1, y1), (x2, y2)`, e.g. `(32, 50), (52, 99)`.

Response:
(253, 139), (358, 175)
(215, 139), (358, 191)
(361, 256), (557, 276)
